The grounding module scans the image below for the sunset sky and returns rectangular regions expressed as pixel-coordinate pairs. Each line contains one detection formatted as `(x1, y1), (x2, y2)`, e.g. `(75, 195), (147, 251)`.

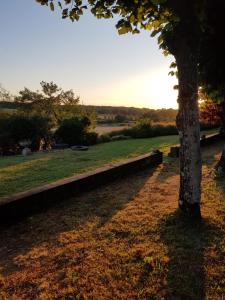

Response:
(0, 1), (178, 109)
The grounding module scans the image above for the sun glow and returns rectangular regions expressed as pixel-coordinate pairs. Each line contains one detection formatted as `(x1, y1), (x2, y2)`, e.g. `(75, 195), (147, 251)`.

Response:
(84, 67), (178, 109)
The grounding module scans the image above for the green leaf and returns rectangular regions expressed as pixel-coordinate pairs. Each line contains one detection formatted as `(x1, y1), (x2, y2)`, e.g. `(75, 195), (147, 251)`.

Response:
(168, 71), (175, 76)
(170, 62), (177, 69)
(50, 1), (54, 11)
(151, 29), (159, 37)
(118, 26), (131, 35)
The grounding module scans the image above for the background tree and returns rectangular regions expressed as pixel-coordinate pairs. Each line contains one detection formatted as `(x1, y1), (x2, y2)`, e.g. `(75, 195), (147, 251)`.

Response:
(36, 0), (222, 218)
(199, 91), (223, 129)
(55, 116), (97, 145)
(198, 0), (225, 171)
(0, 114), (51, 154)
(198, 0), (225, 109)
(0, 84), (13, 102)
(15, 81), (80, 126)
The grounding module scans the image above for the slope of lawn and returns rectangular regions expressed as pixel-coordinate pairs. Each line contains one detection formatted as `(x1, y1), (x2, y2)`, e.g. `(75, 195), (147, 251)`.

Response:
(0, 136), (178, 198)
(0, 128), (219, 198)
(0, 142), (224, 299)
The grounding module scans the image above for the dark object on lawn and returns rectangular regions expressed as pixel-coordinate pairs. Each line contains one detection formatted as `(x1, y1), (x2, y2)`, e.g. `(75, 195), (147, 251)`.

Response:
(201, 134), (206, 139)
(52, 143), (69, 150)
(71, 145), (89, 151)
(168, 146), (180, 158)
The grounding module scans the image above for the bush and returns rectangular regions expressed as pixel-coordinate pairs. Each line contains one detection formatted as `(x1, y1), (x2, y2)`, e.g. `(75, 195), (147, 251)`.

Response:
(108, 120), (178, 139)
(114, 114), (127, 123)
(98, 134), (111, 143)
(83, 132), (98, 145)
(199, 122), (220, 131)
(0, 115), (51, 155)
(111, 135), (131, 141)
(55, 116), (97, 146)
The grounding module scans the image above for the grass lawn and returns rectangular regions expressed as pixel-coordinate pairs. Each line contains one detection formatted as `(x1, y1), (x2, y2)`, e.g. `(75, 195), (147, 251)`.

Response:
(0, 135), (179, 198)
(0, 128), (219, 198)
(0, 142), (224, 299)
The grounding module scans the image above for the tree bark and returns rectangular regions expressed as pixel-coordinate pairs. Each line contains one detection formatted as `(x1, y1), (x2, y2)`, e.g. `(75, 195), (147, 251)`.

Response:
(175, 44), (202, 219)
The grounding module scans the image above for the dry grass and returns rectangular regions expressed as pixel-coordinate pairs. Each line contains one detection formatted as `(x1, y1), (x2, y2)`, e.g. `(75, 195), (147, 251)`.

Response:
(95, 125), (129, 134)
(0, 142), (224, 300)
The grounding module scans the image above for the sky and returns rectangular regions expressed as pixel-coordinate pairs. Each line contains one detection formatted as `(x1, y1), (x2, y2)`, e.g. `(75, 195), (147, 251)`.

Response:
(0, 1), (178, 109)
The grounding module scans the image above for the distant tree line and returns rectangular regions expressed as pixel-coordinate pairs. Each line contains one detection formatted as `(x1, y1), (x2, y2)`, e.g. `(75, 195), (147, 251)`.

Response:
(86, 105), (178, 123)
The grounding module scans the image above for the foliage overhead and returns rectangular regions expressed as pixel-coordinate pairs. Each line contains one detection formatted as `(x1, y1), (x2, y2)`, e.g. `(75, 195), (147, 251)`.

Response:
(198, 0), (225, 104)
(36, 0), (207, 57)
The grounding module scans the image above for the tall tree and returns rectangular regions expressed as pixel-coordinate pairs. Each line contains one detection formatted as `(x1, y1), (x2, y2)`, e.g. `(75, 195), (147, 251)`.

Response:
(15, 81), (80, 126)
(198, 0), (225, 171)
(0, 84), (12, 102)
(36, 0), (219, 218)
(199, 95), (222, 128)
(198, 0), (225, 106)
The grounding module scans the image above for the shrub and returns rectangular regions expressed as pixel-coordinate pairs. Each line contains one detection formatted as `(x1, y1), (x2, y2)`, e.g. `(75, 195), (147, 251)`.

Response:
(199, 122), (220, 131)
(111, 135), (131, 141)
(55, 116), (96, 146)
(0, 115), (51, 155)
(114, 114), (127, 123)
(83, 132), (98, 145)
(98, 134), (111, 143)
(0, 133), (15, 155)
(108, 120), (178, 139)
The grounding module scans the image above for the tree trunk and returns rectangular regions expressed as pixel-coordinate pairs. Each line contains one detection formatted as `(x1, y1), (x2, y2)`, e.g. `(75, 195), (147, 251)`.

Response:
(175, 45), (202, 219)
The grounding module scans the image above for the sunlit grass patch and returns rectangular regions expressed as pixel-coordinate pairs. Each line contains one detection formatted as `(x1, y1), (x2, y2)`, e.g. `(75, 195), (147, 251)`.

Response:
(0, 142), (224, 299)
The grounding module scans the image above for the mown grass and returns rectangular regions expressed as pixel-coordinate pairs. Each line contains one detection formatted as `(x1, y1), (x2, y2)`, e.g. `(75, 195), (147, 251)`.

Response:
(0, 128), (219, 198)
(0, 135), (178, 198)
(0, 142), (224, 299)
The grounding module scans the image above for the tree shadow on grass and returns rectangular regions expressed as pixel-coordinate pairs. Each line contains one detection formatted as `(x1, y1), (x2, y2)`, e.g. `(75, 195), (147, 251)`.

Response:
(157, 210), (223, 300)
(0, 168), (155, 276)
(150, 156), (180, 187)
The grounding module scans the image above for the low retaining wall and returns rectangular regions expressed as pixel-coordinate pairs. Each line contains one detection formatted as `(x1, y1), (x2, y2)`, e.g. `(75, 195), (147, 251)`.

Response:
(0, 151), (163, 224)
(168, 133), (223, 157)
(200, 133), (223, 147)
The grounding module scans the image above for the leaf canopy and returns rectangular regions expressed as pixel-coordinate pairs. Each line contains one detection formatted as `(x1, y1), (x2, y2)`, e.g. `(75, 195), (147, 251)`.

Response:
(36, 0), (208, 56)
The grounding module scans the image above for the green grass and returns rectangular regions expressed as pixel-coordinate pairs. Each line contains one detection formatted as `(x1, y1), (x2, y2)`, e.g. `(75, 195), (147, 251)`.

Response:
(0, 136), (178, 198)
(0, 108), (17, 114)
(0, 128), (219, 198)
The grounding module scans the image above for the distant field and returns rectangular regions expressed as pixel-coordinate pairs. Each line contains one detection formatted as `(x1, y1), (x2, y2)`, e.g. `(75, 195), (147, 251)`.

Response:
(95, 125), (129, 134)
(95, 124), (218, 136)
